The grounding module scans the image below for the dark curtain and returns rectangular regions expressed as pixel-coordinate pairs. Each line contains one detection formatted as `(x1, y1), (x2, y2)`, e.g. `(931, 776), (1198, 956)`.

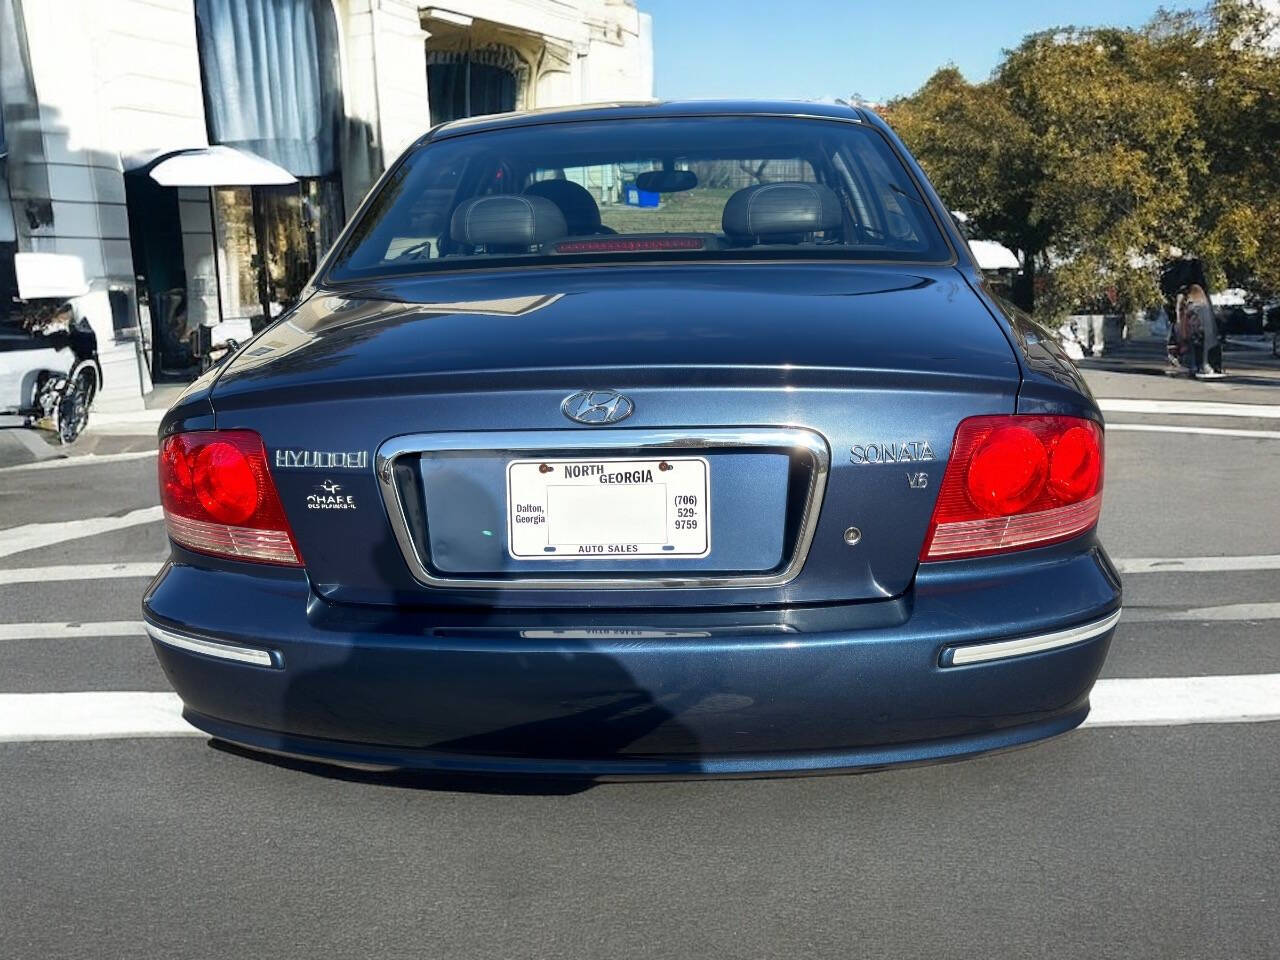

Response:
(427, 46), (519, 124)
(195, 0), (342, 178)
(470, 64), (517, 117)
(427, 63), (465, 125)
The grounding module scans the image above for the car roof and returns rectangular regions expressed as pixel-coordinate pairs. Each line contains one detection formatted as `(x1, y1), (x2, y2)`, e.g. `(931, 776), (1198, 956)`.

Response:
(419, 100), (871, 144)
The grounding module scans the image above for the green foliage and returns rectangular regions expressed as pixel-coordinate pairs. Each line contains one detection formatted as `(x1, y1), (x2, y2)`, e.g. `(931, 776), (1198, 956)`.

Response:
(885, 0), (1280, 317)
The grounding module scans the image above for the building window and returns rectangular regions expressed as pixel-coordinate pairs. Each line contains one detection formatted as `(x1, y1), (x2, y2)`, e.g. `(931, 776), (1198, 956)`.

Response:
(212, 177), (344, 327)
(195, 0), (344, 332)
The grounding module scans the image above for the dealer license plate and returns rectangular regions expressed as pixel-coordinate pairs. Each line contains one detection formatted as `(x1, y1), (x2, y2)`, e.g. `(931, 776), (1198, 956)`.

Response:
(506, 457), (710, 560)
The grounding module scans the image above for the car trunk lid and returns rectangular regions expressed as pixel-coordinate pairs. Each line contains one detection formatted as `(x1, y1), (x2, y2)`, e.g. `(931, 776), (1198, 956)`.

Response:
(209, 263), (1019, 607)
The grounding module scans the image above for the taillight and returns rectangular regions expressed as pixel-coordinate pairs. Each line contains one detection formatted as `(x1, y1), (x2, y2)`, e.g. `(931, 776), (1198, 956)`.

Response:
(920, 415), (1103, 561)
(159, 430), (302, 565)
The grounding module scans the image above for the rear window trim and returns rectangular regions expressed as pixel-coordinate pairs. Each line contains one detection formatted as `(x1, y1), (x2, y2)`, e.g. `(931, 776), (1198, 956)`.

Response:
(319, 115), (958, 286)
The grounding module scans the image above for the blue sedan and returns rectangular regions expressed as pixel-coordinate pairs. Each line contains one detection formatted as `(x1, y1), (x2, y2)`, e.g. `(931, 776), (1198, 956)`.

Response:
(144, 101), (1120, 776)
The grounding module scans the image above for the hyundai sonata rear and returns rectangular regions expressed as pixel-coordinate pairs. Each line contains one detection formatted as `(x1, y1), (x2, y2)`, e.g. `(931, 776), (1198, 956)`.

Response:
(144, 102), (1120, 776)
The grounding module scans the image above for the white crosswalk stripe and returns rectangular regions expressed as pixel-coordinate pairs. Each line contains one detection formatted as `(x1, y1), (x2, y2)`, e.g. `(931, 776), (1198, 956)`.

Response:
(0, 562), (163, 586)
(0, 553), (1274, 587)
(0, 506), (163, 559)
(1113, 554), (1280, 574)
(1108, 423), (1280, 440)
(1, 675), (1278, 742)
(1123, 603), (1280, 623)
(0, 450), (158, 473)
(1082, 675), (1280, 727)
(0, 620), (146, 641)
(1097, 398), (1280, 419)
(0, 692), (198, 742)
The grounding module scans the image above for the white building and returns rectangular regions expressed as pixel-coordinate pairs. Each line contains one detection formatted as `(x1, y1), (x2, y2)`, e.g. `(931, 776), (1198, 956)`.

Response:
(0, 0), (653, 407)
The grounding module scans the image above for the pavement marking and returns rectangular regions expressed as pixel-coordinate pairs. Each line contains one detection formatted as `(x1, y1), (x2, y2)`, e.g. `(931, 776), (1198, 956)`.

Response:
(1114, 554), (1280, 574)
(0, 620), (146, 641)
(83, 409), (167, 438)
(0, 692), (198, 742)
(0, 555), (1272, 586)
(89, 425), (167, 438)
(0, 449), (157, 472)
(1083, 674), (1280, 727)
(1, 676), (1277, 743)
(1098, 398), (1280, 419)
(0, 562), (163, 586)
(0, 553), (1270, 586)
(1107, 422), (1280, 440)
(0, 505), (163, 559)
(90, 410), (166, 427)
(1123, 602), (1280, 623)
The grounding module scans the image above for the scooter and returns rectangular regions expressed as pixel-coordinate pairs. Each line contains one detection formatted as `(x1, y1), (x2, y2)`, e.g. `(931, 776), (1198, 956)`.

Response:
(0, 298), (102, 444)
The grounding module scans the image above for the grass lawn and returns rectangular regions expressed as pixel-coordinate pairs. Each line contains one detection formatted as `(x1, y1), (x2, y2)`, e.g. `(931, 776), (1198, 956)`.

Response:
(599, 187), (736, 234)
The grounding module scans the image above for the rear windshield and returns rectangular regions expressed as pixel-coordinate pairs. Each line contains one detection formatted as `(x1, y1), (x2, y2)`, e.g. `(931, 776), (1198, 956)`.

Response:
(326, 116), (952, 281)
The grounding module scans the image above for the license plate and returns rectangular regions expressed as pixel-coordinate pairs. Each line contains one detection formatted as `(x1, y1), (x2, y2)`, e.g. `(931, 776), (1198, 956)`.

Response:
(506, 457), (710, 560)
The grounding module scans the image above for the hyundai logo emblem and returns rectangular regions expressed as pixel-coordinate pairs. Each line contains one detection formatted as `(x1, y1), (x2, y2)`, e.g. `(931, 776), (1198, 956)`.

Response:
(561, 389), (635, 425)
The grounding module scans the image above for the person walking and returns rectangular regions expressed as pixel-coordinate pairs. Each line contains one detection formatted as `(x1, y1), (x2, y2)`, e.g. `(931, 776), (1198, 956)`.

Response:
(1175, 290), (1198, 374)
(1185, 284), (1225, 379)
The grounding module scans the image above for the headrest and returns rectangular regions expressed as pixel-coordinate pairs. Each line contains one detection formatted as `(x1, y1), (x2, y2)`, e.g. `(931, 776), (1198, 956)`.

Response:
(450, 195), (568, 249)
(722, 182), (842, 239)
(524, 179), (603, 234)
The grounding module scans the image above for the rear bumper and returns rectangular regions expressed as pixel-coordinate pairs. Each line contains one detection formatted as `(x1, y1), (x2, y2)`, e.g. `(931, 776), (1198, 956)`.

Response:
(143, 541), (1121, 777)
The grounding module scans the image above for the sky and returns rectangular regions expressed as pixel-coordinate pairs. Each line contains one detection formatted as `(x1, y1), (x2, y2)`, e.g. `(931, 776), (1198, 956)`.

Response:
(636, 0), (1167, 103)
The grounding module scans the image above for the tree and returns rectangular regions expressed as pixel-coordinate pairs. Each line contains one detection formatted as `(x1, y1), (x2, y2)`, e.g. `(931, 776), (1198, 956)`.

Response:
(881, 67), (1045, 310)
(885, 0), (1280, 317)
(1149, 1), (1280, 297)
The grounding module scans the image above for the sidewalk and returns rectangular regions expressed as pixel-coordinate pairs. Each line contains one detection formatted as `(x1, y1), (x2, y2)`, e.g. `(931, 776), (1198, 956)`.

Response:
(0, 384), (181, 471)
(1080, 334), (1280, 405)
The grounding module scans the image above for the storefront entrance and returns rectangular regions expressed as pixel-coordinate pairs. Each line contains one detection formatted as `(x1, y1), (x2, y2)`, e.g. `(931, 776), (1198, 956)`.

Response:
(124, 0), (346, 379)
(212, 178), (344, 332)
(125, 147), (341, 378)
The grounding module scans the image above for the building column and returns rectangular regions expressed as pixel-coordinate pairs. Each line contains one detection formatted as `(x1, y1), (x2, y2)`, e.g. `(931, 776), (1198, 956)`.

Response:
(336, 0), (428, 213)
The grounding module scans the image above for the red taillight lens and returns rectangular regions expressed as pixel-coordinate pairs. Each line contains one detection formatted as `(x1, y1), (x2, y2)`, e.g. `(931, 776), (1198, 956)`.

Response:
(965, 425), (1048, 515)
(921, 415), (1103, 561)
(192, 441), (258, 524)
(159, 430), (301, 565)
(1047, 425), (1102, 502)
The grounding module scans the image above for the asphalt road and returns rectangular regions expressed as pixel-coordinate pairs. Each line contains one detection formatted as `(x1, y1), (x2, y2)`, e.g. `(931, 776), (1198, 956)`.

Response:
(1, 361), (1277, 959)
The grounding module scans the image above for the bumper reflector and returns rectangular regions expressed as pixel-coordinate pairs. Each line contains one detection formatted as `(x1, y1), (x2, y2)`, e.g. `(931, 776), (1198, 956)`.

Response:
(943, 609), (1122, 666)
(145, 623), (279, 668)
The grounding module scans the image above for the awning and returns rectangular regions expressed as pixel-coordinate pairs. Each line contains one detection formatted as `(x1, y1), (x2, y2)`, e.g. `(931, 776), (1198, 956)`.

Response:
(968, 239), (1021, 272)
(14, 252), (90, 300)
(125, 146), (297, 187)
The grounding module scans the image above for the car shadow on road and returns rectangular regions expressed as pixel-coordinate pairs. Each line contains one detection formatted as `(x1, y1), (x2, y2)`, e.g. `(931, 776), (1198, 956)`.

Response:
(205, 738), (603, 796)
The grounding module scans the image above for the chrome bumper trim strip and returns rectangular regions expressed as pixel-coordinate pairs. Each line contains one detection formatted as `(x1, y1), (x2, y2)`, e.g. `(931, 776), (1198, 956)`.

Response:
(375, 427), (830, 591)
(145, 623), (279, 668)
(943, 609), (1122, 666)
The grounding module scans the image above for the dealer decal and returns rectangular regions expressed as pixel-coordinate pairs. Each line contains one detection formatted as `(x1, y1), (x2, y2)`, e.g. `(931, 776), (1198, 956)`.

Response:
(306, 480), (357, 511)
